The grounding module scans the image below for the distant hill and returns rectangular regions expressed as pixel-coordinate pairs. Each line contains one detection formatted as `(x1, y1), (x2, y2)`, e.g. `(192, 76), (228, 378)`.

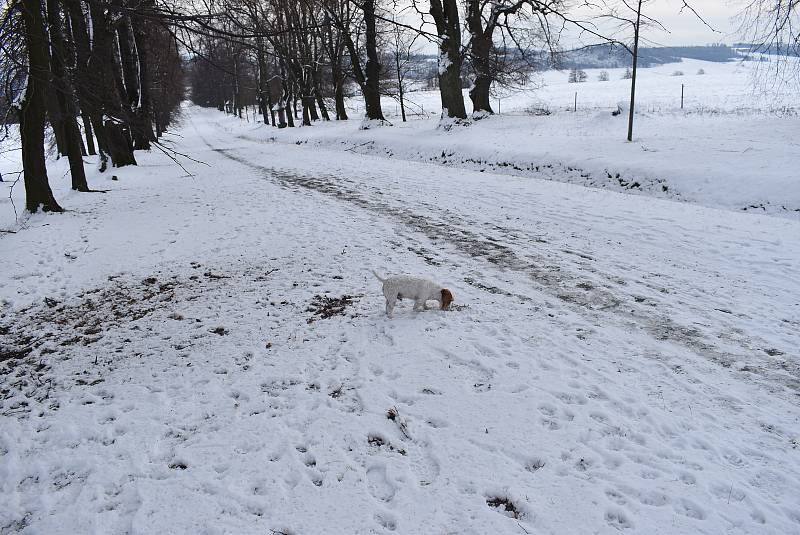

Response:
(554, 44), (738, 69)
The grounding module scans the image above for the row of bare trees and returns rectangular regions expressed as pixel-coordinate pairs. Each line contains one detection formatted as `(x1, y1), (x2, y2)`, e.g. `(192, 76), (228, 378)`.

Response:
(4, 0), (183, 212)
(183, 0), (565, 127)
(183, 0), (767, 135)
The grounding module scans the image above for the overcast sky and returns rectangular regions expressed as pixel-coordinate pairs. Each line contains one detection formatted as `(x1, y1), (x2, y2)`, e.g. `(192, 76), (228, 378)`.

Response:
(555, 0), (743, 48)
(640, 0), (740, 46)
(403, 0), (743, 51)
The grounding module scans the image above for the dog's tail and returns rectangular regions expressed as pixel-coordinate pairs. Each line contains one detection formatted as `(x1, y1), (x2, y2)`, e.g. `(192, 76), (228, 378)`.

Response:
(370, 269), (385, 282)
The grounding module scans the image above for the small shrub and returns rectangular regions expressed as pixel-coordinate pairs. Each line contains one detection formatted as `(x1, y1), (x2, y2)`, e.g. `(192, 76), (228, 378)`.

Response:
(697, 68), (705, 75)
(622, 67), (632, 79)
(598, 70), (610, 81)
(672, 70), (684, 76)
(525, 104), (551, 116)
(568, 68), (588, 83)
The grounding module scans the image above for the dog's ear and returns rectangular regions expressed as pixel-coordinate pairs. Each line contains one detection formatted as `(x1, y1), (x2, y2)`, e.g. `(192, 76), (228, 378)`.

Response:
(440, 289), (453, 310)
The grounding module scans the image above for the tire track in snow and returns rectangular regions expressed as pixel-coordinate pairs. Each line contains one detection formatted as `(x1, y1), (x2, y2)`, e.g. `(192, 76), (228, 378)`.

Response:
(195, 128), (799, 394)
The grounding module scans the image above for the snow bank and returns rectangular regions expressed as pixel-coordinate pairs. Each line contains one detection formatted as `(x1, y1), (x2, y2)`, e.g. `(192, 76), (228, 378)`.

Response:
(220, 104), (800, 219)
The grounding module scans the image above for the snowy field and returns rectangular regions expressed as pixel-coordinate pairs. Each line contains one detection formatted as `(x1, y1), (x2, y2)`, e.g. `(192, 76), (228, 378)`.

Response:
(2, 60), (800, 534)
(403, 58), (797, 115)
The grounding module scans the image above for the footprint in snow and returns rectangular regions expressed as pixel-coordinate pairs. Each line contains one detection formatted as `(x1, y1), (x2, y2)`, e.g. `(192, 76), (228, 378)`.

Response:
(673, 498), (706, 520)
(374, 512), (397, 531)
(605, 507), (634, 530)
(366, 463), (396, 502)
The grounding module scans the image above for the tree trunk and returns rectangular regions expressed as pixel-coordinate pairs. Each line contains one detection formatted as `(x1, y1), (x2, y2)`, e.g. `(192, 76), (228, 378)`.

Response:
(89, 112), (110, 171)
(396, 55), (407, 121)
(277, 105), (287, 128)
(301, 97), (313, 126)
(312, 70), (329, 121)
(269, 92), (277, 126)
(306, 92), (320, 121)
(233, 55), (242, 118)
(64, 0), (101, 161)
(117, 19), (139, 110)
(118, 14), (154, 149)
(46, 84), (67, 156)
(362, 0), (385, 121)
(277, 63), (289, 127)
(110, 34), (132, 115)
(467, 29), (493, 114)
(315, 91), (330, 121)
(46, 0), (89, 191)
(430, 0), (467, 119)
(19, 0), (63, 212)
(105, 120), (138, 167)
(88, 2), (136, 167)
(130, 9), (156, 147)
(339, 1), (384, 122)
(256, 37), (272, 126)
(323, 11), (347, 120)
(285, 92), (295, 127)
(310, 32), (329, 121)
(81, 114), (96, 155)
(333, 63), (348, 120)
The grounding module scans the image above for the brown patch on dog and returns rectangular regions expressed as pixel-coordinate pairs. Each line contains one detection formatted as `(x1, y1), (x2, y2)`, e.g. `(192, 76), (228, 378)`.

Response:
(440, 288), (454, 310)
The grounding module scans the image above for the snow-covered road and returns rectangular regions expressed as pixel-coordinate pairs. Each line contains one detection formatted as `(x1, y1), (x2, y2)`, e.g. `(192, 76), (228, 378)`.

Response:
(2, 107), (799, 534)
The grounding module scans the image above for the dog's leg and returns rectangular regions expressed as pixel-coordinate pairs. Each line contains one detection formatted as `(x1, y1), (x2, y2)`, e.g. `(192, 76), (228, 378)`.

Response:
(413, 299), (425, 312)
(385, 296), (396, 318)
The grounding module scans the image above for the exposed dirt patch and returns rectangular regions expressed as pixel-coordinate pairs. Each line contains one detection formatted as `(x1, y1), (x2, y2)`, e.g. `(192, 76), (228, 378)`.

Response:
(486, 496), (522, 519)
(0, 262), (280, 417)
(367, 434), (407, 455)
(306, 294), (361, 322)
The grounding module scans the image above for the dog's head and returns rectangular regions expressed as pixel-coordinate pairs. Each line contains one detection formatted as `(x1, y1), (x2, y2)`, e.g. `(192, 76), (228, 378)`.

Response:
(440, 288), (454, 310)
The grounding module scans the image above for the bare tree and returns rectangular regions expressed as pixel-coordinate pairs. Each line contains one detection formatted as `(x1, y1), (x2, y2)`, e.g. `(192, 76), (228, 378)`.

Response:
(384, 16), (420, 122)
(465, 0), (557, 116)
(46, 0), (89, 190)
(18, 0), (63, 211)
(737, 0), (799, 89)
(320, 0), (349, 120)
(355, 0), (388, 123)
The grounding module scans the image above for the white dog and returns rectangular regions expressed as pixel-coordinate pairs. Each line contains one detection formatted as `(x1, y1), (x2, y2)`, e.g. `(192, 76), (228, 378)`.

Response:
(371, 270), (453, 318)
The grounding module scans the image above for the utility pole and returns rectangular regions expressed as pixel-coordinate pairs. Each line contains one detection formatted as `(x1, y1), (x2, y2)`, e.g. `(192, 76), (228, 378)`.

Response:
(627, 0), (643, 142)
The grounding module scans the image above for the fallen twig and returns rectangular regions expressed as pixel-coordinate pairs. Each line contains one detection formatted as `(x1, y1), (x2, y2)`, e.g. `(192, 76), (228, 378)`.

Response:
(8, 170), (22, 222)
(152, 139), (210, 177)
(344, 141), (374, 152)
(387, 406), (411, 440)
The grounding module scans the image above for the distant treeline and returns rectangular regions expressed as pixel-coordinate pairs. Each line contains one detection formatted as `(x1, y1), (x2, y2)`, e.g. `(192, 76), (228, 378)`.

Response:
(732, 43), (800, 58)
(404, 45), (746, 78)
